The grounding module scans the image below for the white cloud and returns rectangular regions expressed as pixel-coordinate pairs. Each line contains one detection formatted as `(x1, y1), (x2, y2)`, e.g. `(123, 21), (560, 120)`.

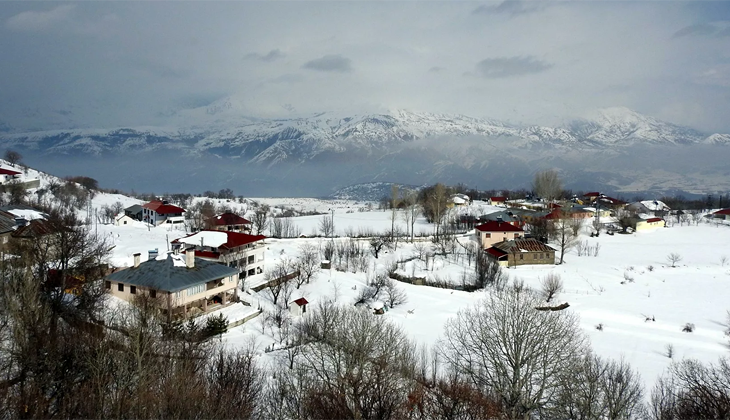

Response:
(5, 5), (75, 32)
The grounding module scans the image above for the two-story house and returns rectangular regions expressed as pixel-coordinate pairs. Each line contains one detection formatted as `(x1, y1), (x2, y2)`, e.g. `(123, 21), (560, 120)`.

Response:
(106, 251), (239, 320)
(171, 230), (266, 280)
(475, 219), (524, 249)
(142, 200), (185, 226)
(206, 211), (252, 232)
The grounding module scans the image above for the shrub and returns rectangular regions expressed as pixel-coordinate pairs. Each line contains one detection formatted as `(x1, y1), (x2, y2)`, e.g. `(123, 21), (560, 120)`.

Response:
(682, 322), (695, 333)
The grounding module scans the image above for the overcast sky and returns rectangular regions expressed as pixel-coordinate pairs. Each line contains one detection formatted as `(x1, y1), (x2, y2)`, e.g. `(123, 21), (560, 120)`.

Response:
(2, 1), (730, 132)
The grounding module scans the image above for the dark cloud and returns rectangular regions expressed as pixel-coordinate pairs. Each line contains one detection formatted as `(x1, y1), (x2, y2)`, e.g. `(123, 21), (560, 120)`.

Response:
(302, 54), (352, 73)
(475, 56), (552, 79)
(245, 49), (284, 62)
(0, 2), (729, 132)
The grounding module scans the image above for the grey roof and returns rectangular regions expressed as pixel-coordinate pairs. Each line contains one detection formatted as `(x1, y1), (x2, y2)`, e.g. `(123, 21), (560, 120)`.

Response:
(125, 204), (143, 213)
(0, 210), (15, 234)
(106, 254), (238, 293)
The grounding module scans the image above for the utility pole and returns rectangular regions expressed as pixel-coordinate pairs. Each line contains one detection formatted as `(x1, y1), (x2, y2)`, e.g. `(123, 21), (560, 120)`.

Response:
(331, 208), (335, 238)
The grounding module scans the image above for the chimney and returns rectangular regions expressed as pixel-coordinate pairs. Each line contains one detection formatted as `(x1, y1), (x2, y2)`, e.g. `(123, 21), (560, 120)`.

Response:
(162, 200), (169, 205)
(148, 248), (159, 260)
(185, 247), (195, 268)
(133, 253), (141, 268)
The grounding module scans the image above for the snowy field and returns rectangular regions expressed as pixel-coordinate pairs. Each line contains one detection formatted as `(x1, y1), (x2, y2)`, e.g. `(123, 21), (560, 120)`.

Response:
(79, 188), (730, 394)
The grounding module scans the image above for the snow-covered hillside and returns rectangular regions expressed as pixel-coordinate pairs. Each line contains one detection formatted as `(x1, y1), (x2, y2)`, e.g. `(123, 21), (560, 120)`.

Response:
(75, 190), (730, 395)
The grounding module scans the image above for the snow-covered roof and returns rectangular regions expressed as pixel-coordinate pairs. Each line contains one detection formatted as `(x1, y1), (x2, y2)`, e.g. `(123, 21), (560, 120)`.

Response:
(175, 230), (228, 248)
(4, 208), (46, 221)
(640, 200), (670, 211)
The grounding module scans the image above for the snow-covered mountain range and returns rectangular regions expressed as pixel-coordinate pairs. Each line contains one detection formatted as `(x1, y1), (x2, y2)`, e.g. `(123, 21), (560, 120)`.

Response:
(1, 106), (728, 196)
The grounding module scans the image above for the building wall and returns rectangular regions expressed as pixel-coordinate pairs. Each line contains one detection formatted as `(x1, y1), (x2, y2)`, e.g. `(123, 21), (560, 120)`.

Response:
(507, 251), (555, 267)
(478, 231), (521, 249)
(106, 273), (238, 307)
(635, 220), (665, 231)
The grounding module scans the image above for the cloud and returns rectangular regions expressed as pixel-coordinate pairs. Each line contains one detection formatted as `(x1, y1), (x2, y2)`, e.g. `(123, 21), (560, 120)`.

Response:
(673, 21), (730, 38)
(245, 49), (285, 62)
(5, 5), (75, 32)
(429, 66), (445, 73)
(472, 1), (545, 17)
(302, 54), (352, 73)
(475, 56), (552, 78)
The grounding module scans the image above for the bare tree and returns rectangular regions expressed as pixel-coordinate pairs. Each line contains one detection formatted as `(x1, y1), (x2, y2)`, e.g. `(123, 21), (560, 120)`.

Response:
(294, 303), (417, 419)
(369, 234), (393, 259)
(532, 169), (563, 202)
(667, 252), (682, 268)
(552, 214), (580, 264)
(383, 278), (408, 308)
(251, 205), (269, 235)
(266, 258), (295, 306)
(295, 243), (320, 288)
(650, 357), (730, 419)
(438, 287), (586, 419)
(540, 272), (564, 302)
(318, 214), (334, 238)
(3, 149), (22, 167)
(474, 247), (508, 289)
(548, 353), (645, 420)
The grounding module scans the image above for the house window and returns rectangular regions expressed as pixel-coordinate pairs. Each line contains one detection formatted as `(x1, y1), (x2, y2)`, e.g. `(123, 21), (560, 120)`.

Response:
(118, 283), (124, 292)
(484, 233), (491, 238)
(248, 269), (255, 277)
(248, 255), (255, 264)
(302, 304), (307, 314)
(519, 254), (523, 260)
(150, 289), (157, 298)
(130, 286), (136, 294)
(105, 281), (111, 290)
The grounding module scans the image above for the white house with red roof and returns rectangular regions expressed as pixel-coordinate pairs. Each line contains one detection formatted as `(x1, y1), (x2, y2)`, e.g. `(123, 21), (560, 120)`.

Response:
(142, 200), (185, 226)
(206, 211), (252, 232)
(171, 230), (266, 281)
(474, 220), (524, 249)
(712, 208), (730, 221)
(0, 167), (22, 185)
(488, 196), (507, 206)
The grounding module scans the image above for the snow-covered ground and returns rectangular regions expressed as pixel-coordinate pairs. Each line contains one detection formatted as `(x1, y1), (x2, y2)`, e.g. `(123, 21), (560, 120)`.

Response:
(23, 184), (725, 394)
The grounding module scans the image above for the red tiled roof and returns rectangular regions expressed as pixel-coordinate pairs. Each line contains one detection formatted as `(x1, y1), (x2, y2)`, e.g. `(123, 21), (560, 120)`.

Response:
(490, 196), (506, 202)
(293, 297), (309, 306)
(0, 168), (21, 176)
(645, 217), (663, 223)
(220, 231), (266, 249)
(714, 208), (730, 215)
(208, 212), (251, 226)
(143, 200), (185, 215)
(173, 230), (266, 250)
(486, 247), (507, 258)
(584, 192), (600, 197)
(190, 250), (220, 259)
(475, 220), (524, 233)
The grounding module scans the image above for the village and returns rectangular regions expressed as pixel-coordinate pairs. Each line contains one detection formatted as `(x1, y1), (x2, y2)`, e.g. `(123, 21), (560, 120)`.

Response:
(1, 159), (730, 418)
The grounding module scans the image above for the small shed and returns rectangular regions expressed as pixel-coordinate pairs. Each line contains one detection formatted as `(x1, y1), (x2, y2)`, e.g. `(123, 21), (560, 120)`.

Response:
(290, 297), (309, 316)
(114, 213), (136, 226)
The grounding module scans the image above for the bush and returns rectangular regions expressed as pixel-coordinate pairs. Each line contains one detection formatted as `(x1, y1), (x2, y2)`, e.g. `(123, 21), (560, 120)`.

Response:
(682, 322), (695, 333)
